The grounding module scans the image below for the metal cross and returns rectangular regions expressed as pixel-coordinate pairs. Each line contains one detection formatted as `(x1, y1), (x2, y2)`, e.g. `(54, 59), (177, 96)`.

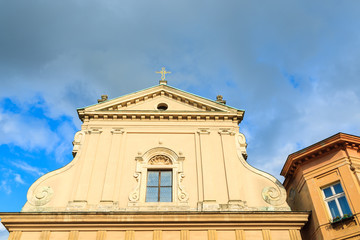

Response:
(156, 67), (171, 81)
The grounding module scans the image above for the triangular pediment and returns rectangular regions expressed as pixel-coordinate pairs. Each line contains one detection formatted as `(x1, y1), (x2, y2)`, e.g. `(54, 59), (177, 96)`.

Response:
(81, 85), (241, 114)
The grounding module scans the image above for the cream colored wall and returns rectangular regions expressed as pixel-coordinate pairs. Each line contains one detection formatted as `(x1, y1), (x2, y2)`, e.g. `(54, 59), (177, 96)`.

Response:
(22, 89), (290, 212)
(22, 117), (289, 212)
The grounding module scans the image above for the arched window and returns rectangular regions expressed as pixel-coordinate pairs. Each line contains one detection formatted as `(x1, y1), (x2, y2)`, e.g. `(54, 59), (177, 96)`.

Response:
(128, 148), (188, 209)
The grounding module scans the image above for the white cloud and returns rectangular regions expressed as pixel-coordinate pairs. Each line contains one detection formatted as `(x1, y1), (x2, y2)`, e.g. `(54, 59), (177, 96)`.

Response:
(0, 110), (59, 152)
(0, 223), (9, 240)
(0, 180), (11, 195)
(14, 173), (25, 185)
(11, 161), (45, 177)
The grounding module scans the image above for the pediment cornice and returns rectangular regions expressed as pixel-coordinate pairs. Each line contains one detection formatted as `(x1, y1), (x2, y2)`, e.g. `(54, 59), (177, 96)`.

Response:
(77, 85), (244, 123)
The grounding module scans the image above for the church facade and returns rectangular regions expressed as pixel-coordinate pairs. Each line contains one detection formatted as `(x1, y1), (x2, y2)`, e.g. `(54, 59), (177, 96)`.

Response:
(1, 77), (308, 239)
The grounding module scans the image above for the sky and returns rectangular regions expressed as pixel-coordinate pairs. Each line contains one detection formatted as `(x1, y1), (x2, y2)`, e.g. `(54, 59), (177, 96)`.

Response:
(1, 0), (360, 238)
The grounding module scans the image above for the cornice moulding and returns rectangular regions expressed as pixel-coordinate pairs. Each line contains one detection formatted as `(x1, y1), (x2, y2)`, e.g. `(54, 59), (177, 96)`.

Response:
(281, 133), (360, 178)
(0, 212), (310, 231)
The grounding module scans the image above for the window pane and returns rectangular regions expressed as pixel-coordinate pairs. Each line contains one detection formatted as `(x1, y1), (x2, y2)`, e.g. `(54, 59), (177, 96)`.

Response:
(160, 171), (172, 186)
(328, 200), (340, 218)
(146, 187), (158, 202)
(338, 196), (352, 215)
(147, 171), (159, 187)
(160, 187), (172, 202)
(323, 187), (333, 198)
(333, 183), (344, 194)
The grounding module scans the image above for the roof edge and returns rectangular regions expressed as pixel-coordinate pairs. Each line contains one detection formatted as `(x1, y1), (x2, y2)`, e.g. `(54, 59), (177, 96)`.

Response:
(281, 132), (360, 177)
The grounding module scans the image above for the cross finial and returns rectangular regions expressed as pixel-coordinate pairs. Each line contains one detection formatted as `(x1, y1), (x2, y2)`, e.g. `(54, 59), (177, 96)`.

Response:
(156, 67), (171, 85)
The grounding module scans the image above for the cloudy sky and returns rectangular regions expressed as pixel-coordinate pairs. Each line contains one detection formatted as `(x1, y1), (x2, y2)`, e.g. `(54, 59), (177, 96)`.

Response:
(1, 0), (360, 237)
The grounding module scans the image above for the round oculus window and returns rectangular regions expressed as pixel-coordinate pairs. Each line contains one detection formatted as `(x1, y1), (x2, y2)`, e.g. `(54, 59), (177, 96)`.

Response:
(157, 103), (168, 111)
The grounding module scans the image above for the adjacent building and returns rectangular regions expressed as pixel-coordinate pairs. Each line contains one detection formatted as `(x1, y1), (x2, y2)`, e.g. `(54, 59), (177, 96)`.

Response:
(282, 133), (360, 239)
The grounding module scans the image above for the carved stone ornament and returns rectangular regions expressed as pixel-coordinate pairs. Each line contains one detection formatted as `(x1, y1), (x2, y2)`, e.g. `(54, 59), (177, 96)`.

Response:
(72, 130), (85, 157)
(29, 186), (54, 206)
(128, 147), (189, 205)
(177, 173), (189, 202)
(148, 155), (172, 165)
(128, 173), (141, 202)
(261, 181), (287, 206)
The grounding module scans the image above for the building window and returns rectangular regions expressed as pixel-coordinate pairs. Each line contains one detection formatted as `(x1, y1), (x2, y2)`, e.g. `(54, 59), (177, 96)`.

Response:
(146, 170), (172, 202)
(322, 182), (352, 220)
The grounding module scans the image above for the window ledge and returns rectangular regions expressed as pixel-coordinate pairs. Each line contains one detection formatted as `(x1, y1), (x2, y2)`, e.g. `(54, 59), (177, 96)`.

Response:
(126, 202), (191, 211)
(330, 214), (354, 225)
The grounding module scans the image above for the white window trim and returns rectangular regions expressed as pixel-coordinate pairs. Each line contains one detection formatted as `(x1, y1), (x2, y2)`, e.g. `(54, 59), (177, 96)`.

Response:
(322, 182), (351, 219)
(128, 147), (189, 209)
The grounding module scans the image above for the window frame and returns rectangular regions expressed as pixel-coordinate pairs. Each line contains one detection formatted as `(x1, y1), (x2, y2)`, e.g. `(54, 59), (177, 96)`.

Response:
(128, 147), (189, 207)
(146, 169), (173, 202)
(322, 182), (352, 220)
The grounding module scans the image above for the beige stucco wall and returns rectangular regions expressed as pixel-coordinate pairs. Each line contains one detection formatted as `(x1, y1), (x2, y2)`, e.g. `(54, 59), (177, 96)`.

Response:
(22, 118), (289, 212)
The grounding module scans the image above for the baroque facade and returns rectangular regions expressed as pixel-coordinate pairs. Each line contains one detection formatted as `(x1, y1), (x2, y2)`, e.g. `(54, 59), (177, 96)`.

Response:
(1, 78), (308, 239)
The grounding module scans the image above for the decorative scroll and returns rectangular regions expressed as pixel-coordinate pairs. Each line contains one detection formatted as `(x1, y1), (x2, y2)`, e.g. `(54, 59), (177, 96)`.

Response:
(29, 186), (54, 206)
(237, 133), (248, 160)
(128, 173), (141, 202)
(177, 173), (189, 202)
(261, 181), (287, 206)
(72, 131), (85, 157)
(148, 155), (172, 165)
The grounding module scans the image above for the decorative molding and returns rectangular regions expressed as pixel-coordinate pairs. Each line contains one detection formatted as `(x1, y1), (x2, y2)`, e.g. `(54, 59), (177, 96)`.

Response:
(86, 128), (103, 134)
(28, 186), (54, 207)
(80, 112), (243, 124)
(261, 181), (287, 206)
(149, 155), (172, 165)
(72, 130), (85, 157)
(128, 173), (141, 202)
(237, 133), (248, 160)
(197, 128), (210, 134)
(283, 133), (360, 178)
(1, 212), (310, 233)
(128, 147), (189, 207)
(111, 128), (124, 134)
(178, 173), (189, 202)
(234, 132), (289, 209)
(218, 128), (236, 136)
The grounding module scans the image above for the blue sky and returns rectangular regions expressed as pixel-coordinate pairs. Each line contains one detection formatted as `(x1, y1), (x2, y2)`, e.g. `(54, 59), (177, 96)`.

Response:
(1, 0), (360, 238)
